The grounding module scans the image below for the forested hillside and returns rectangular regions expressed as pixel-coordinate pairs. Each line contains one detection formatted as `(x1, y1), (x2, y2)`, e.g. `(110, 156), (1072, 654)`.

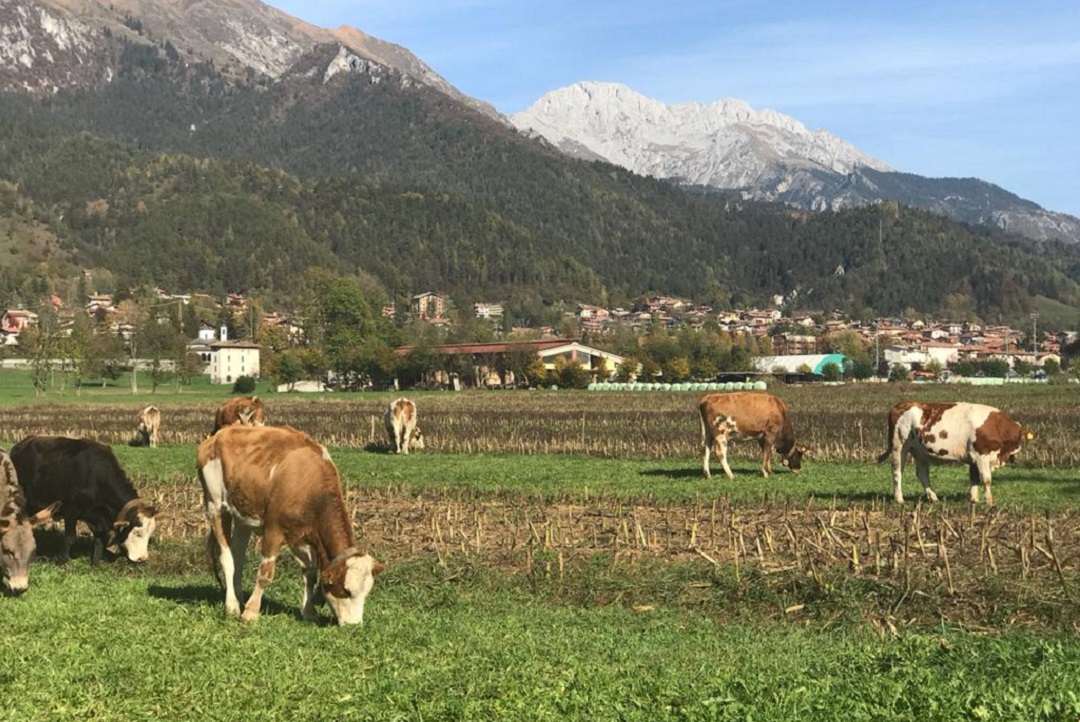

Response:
(1, 39), (1079, 323)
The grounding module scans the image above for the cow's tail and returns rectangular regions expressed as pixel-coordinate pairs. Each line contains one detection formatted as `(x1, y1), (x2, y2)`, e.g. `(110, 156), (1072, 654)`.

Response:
(876, 413), (897, 464)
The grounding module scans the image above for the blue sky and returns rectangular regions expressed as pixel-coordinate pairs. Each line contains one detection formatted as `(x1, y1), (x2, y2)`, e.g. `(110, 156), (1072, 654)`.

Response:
(268, 1), (1080, 217)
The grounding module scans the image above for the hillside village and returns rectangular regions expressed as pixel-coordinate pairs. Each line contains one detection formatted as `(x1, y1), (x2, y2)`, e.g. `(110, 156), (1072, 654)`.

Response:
(1, 285), (1071, 388)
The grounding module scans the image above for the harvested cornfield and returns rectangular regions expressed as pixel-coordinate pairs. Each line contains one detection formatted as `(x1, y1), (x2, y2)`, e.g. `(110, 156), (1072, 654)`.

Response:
(1, 383), (1077, 465)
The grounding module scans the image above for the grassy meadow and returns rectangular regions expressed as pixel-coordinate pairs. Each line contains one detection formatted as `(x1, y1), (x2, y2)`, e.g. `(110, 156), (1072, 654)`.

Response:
(2, 375), (1080, 720)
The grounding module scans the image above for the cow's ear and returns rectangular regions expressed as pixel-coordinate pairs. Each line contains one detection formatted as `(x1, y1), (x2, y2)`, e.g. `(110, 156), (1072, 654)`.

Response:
(31, 501), (60, 526)
(0, 516), (13, 533)
(796, 444), (811, 453)
(1024, 429), (1038, 441)
(113, 519), (131, 529)
(372, 561), (386, 578)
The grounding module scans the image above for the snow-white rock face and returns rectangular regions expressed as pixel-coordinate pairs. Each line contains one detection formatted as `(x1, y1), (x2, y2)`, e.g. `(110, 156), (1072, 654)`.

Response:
(511, 81), (891, 189)
(0, 1), (100, 92)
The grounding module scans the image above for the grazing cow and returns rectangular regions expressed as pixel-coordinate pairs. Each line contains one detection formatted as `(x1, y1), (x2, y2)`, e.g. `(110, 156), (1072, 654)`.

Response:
(197, 425), (384, 625)
(877, 401), (1037, 505)
(698, 392), (809, 480)
(0, 451), (58, 594)
(10, 436), (158, 563)
(212, 396), (266, 434)
(384, 397), (424, 454)
(132, 405), (161, 448)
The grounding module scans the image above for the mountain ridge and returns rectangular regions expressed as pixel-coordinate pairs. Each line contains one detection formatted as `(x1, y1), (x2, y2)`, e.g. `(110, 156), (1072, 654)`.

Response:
(512, 82), (1080, 245)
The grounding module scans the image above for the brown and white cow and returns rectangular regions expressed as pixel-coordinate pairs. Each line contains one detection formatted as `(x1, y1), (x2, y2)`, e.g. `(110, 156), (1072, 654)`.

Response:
(134, 405), (161, 448)
(384, 397), (424, 454)
(698, 392), (809, 479)
(197, 425), (384, 625)
(0, 450), (58, 594)
(877, 401), (1037, 505)
(212, 396), (266, 434)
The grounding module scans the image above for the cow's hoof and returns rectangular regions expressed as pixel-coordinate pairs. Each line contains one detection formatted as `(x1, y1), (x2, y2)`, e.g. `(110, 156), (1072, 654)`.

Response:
(240, 609), (260, 624)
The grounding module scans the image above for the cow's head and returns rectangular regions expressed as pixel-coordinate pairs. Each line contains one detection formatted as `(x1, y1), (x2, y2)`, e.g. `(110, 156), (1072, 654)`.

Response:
(409, 427), (425, 451)
(782, 444), (811, 473)
(0, 503), (58, 595)
(106, 501), (159, 562)
(320, 552), (384, 625)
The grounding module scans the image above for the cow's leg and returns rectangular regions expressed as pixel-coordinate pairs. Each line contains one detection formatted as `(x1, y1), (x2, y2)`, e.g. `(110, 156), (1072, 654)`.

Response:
(241, 529), (283, 623)
(971, 457), (994, 506)
(208, 511), (242, 616)
(293, 545), (320, 622)
(60, 516), (78, 563)
(760, 438), (772, 478)
(701, 429), (713, 479)
(229, 523), (253, 608)
(718, 437), (734, 480)
(891, 443), (907, 503)
(914, 455), (938, 502)
(400, 426), (410, 455)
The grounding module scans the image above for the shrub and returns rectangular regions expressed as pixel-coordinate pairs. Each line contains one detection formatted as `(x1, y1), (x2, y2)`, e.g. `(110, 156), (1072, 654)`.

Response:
(232, 375), (257, 394)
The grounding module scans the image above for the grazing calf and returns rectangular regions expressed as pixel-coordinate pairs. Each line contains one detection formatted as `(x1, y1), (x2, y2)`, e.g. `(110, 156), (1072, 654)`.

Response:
(10, 436), (158, 563)
(698, 392), (809, 479)
(384, 397), (424, 454)
(212, 396), (266, 434)
(0, 451), (57, 594)
(133, 405), (161, 448)
(197, 425), (384, 625)
(877, 401), (1036, 505)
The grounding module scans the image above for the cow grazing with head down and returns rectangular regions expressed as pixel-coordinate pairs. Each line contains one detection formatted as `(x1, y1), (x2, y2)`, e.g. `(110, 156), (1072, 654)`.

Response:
(197, 425), (384, 625)
(10, 436), (158, 563)
(384, 397), (424, 454)
(132, 405), (161, 448)
(0, 451), (57, 594)
(212, 396), (266, 434)
(877, 401), (1037, 505)
(698, 392), (809, 480)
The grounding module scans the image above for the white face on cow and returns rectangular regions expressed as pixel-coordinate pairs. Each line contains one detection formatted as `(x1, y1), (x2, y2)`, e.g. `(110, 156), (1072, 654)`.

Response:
(323, 554), (383, 625)
(409, 427), (425, 451)
(124, 512), (157, 562)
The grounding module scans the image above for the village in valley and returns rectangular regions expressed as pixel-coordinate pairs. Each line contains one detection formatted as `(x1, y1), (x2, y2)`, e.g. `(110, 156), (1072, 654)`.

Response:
(0, 284), (1069, 390)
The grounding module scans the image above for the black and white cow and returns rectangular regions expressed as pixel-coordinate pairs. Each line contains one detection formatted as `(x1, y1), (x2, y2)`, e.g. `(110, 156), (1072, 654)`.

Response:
(10, 436), (158, 563)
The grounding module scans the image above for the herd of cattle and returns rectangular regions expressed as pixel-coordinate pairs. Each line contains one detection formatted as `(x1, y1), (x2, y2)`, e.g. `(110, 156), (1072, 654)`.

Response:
(1, 390), (1036, 626)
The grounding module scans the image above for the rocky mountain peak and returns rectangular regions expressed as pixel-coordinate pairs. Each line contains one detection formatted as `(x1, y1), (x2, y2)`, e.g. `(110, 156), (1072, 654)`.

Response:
(512, 81), (891, 189)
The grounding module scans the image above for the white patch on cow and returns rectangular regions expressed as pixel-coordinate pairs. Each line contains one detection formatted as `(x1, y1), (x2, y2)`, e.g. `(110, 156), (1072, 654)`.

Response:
(200, 458), (227, 511)
(321, 446), (332, 462)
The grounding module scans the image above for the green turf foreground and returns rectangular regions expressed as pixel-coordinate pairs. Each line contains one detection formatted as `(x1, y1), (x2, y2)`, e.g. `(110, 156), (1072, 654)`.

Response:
(3, 559), (1080, 721)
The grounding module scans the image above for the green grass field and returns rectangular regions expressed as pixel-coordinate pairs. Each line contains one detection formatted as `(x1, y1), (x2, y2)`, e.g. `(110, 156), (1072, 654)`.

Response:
(2, 381), (1080, 720)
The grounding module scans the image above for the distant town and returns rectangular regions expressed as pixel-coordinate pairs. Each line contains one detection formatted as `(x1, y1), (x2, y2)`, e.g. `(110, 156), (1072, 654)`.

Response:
(1, 287), (1071, 389)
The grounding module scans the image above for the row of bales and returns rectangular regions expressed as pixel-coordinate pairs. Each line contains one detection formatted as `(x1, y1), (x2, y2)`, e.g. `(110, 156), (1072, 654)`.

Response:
(589, 381), (769, 392)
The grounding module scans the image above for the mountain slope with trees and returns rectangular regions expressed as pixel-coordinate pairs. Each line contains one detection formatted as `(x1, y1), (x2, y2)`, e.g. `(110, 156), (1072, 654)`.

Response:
(1, 40), (1079, 325)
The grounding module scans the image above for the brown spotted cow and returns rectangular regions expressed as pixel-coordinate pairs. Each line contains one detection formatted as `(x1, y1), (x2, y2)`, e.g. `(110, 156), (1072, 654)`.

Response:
(133, 405), (161, 448)
(0, 451), (58, 594)
(877, 401), (1037, 505)
(698, 392), (809, 479)
(212, 396), (266, 434)
(197, 425), (384, 625)
(384, 397), (424, 454)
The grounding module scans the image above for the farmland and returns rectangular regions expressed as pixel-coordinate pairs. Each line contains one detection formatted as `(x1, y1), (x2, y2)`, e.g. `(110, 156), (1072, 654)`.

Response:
(2, 382), (1080, 720)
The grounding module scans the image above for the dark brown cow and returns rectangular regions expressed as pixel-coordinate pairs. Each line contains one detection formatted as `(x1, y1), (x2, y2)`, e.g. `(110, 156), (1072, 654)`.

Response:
(698, 392), (809, 479)
(212, 396), (266, 434)
(877, 401), (1037, 505)
(197, 425), (383, 625)
(384, 397), (424, 454)
(10, 436), (158, 563)
(0, 451), (57, 594)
